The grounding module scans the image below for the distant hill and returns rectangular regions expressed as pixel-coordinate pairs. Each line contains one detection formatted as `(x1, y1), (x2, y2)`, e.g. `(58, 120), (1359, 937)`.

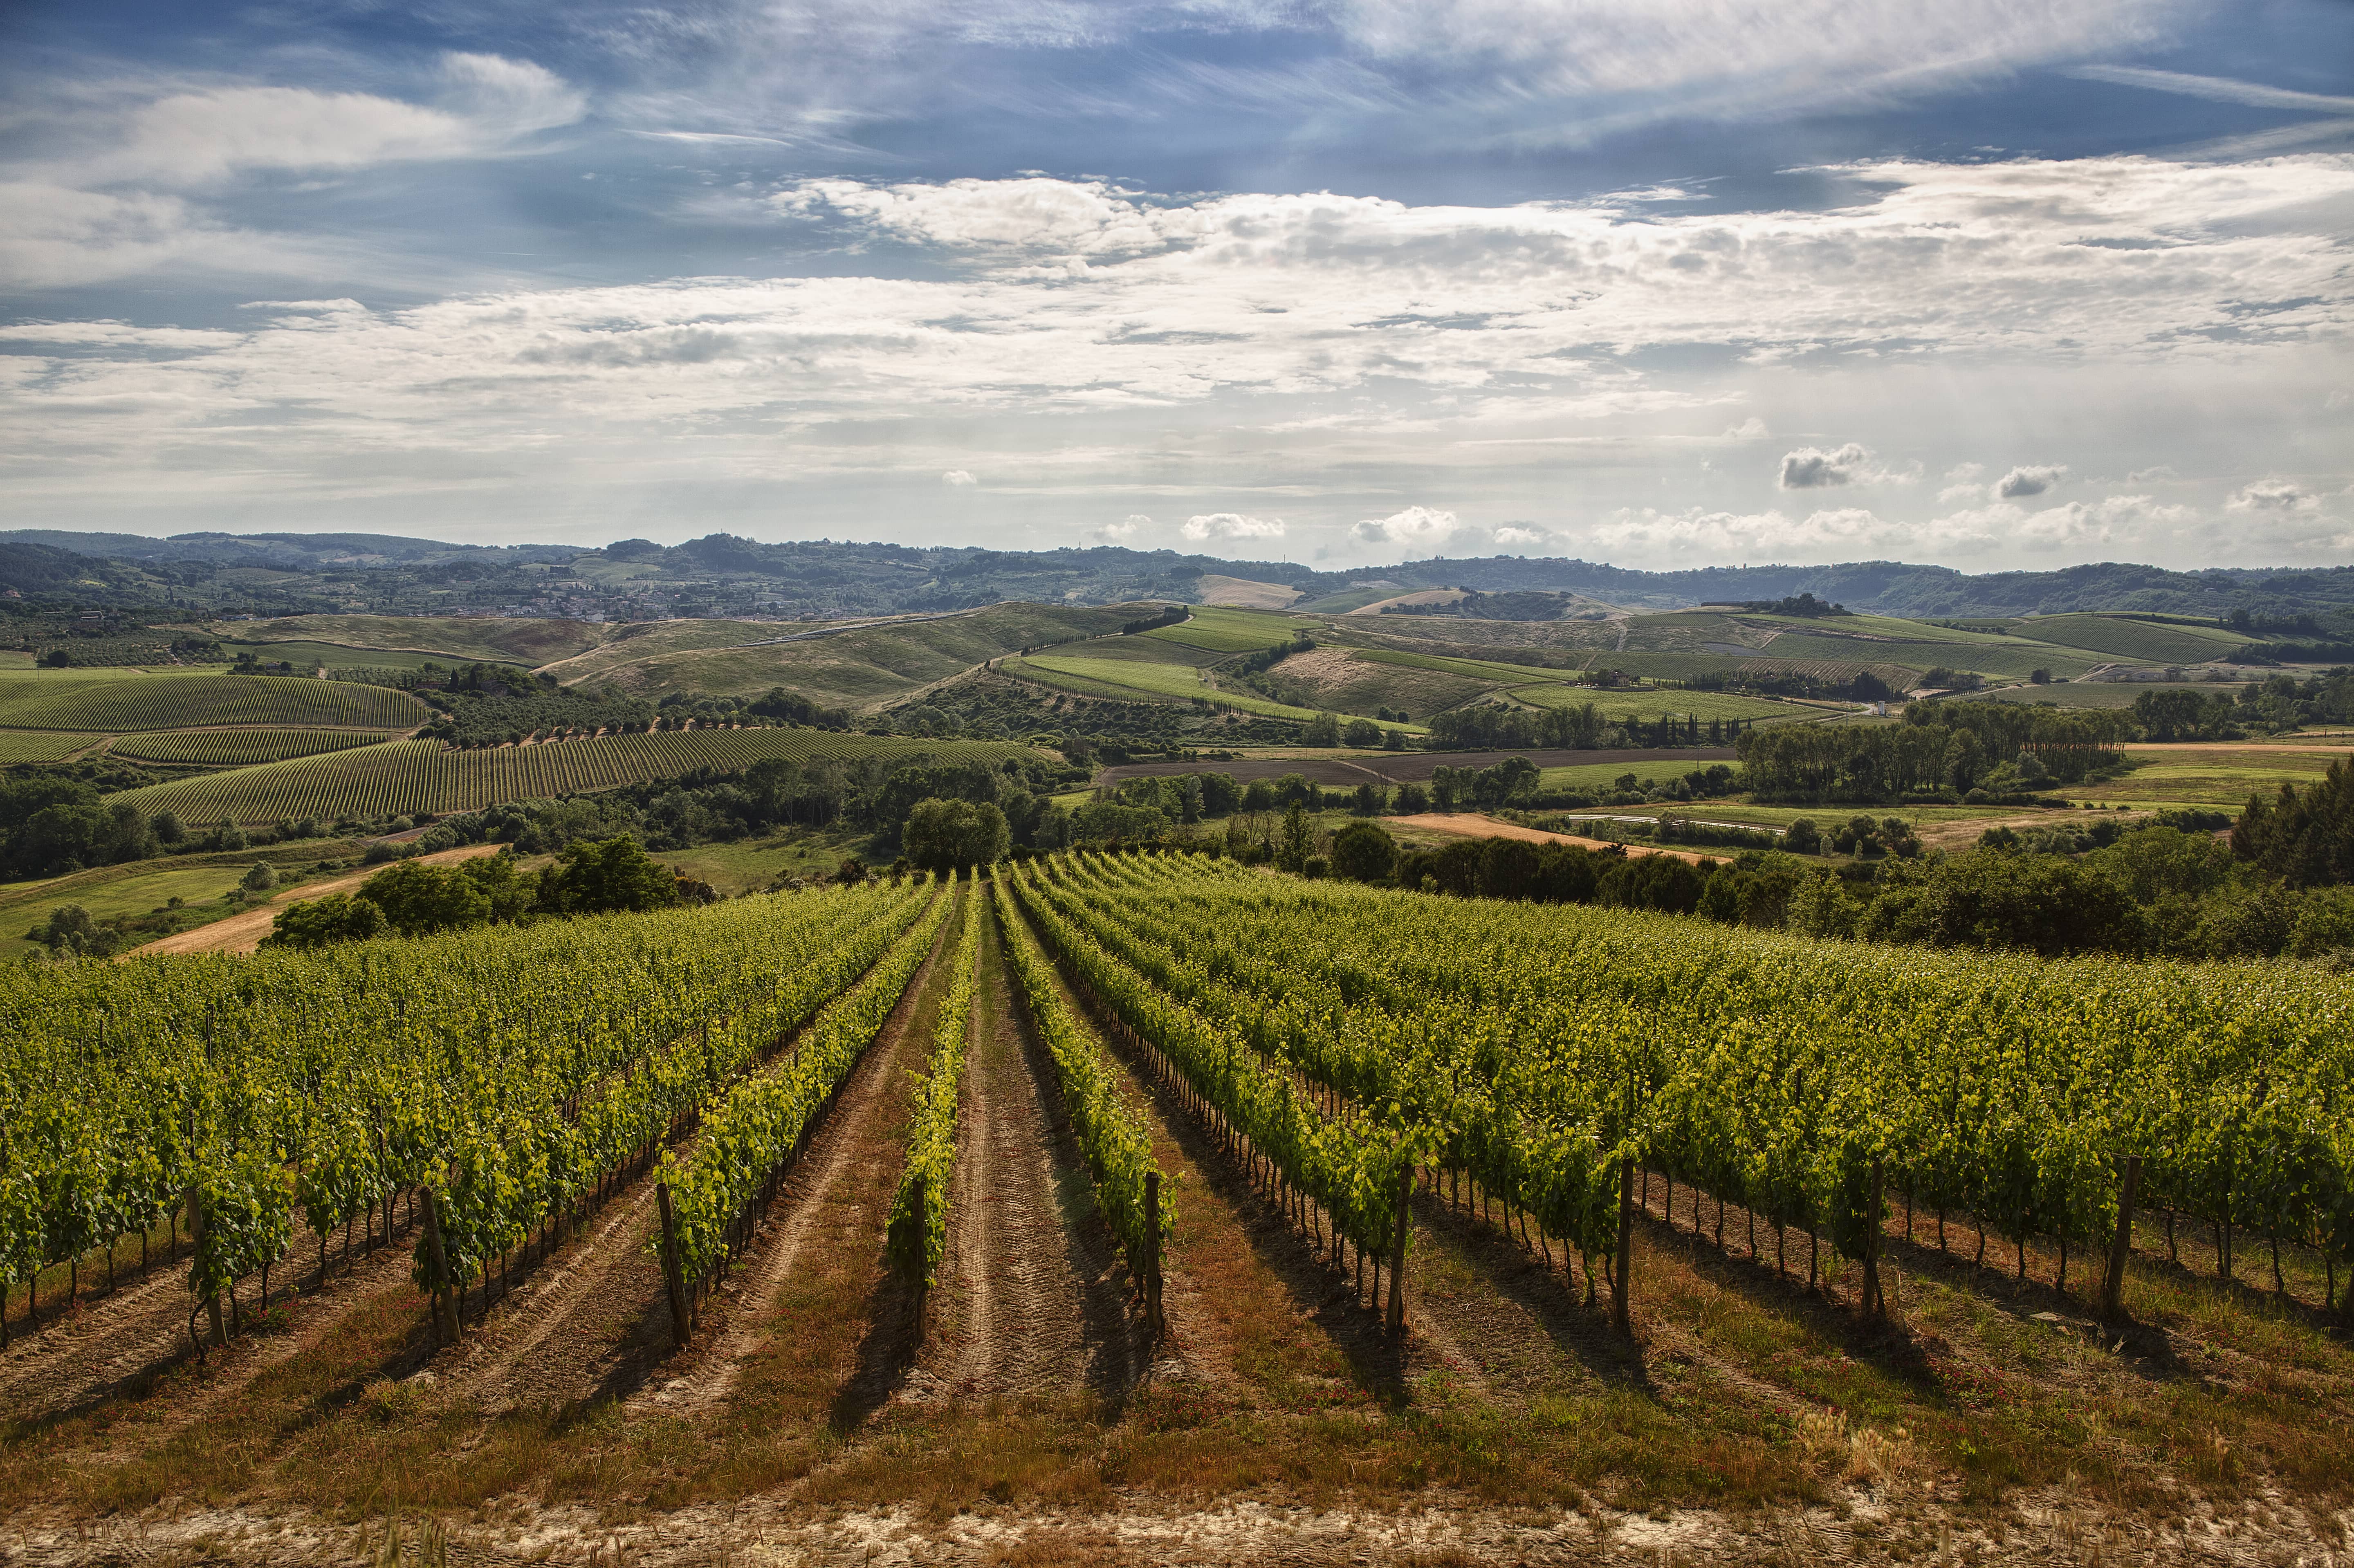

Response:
(4, 527), (2353, 624)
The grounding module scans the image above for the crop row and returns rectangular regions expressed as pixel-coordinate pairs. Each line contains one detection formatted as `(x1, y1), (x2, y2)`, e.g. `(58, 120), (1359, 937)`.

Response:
(110, 731), (1040, 823)
(0, 673), (424, 733)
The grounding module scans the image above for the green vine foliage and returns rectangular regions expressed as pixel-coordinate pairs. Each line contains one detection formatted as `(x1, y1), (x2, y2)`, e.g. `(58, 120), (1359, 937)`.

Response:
(887, 882), (980, 1284)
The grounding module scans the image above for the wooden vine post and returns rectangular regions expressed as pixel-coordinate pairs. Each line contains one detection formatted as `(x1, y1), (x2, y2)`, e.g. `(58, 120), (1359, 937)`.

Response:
(2102, 1155), (2141, 1321)
(656, 1182), (692, 1351)
(421, 1186), (459, 1345)
(1144, 1171), (1165, 1340)
(1612, 1155), (1635, 1337)
(1864, 1157), (1885, 1320)
(1386, 1162), (1412, 1336)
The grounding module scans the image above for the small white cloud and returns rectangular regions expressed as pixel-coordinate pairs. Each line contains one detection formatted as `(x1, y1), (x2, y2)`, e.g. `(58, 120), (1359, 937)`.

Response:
(2227, 478), (2320, 513)
(1722, 416), (1768, 440)
(1778, 443), (1869, 489)
(942, 469), (977, 486)
(1350, 504), (1459, 545)
(1493, 525), (1549, 548)
(1995, 464), (2068, 499)
(1180, 511), (1285, 541)
(1093, 513), (1149, 541)
(2129, 464), (2180, 482)
(1943, 462), (1986, 482)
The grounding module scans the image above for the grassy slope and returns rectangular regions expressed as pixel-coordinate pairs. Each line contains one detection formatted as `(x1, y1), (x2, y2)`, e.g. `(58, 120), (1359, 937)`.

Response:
(2008, 614), (2256, 663)
(1510, 684), (1820, 723)
(1974, 681), (2236, 709)
(1259, 650), (1497, 720)
(215, 639), (529, 673)
(1142, 603), (1313, 653)
(207, 614), (613, 666)
(0, 672), (425, 732)
(1019, 654), (1331, 722)
(548, 604), (1144, 707)
(1754, 632), (2107, 680)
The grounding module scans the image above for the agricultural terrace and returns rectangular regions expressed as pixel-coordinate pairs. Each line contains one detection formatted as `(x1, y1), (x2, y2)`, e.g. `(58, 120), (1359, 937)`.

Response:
(2008, 615), (2258, 663)
(1140, 603), (1313, 653)
(0, 671), (423, 733)
(0, 850), (2345, 1554)
(108, 731), (1039, 823)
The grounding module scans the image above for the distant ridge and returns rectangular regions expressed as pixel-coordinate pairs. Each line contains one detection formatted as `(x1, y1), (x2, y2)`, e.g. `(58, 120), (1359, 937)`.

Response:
(2, 528), (2351, 621)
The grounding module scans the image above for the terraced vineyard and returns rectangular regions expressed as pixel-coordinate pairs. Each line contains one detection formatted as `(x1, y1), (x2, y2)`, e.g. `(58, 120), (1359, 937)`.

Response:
(0, 731), (103, 764)
(2009, 613), (2256, 663)
(0, 672), (423, 732)
(1, 851), (2348, 1559)
(109, 729), (1039, 822)
(106, 728), (399, 766)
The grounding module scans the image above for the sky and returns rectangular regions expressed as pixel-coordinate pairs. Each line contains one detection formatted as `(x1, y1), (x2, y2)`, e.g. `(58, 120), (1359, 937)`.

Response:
(1, 0), (2351, 575)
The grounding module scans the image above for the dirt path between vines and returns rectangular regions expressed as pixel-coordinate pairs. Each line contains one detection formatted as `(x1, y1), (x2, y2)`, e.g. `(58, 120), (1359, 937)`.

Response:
(932, 910), (1142, 1401)
(655, 913), (952, 1417)
(131, 844), (502, 956)
(0, 1210), (417, 1426)
(449, 1161), (676, 1413)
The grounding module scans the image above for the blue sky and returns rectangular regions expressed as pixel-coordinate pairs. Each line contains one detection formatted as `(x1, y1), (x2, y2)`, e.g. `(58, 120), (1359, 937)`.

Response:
(2, 0), (2350, 572)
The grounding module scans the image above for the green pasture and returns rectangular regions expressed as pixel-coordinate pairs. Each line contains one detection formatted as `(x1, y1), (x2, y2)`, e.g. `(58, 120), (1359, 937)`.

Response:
(1142, 604), (1310, 653)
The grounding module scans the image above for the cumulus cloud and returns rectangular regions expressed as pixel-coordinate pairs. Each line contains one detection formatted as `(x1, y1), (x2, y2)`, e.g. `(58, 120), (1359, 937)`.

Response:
(1181, 512), (1286, 541)
(1995, 464), (2067, 499)
(1778, 443), (1870, 489)
(2227, 478), (2321, 512)
(1094, 514), (1150, 541)
(942, 469), (977, 485)
(1351, 504), (1460, 545)
(1493, 524), (1551, 548)
(1723, 417), (1768, 440)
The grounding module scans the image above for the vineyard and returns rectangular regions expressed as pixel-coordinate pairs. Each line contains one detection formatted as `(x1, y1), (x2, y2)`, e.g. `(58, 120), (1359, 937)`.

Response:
(2, 852), (2349, 1559)
(105, 728), (399, 766)
(0, 673), (424, 733)
(108, 731), (1039, 823)
(0, 731), (102, 764)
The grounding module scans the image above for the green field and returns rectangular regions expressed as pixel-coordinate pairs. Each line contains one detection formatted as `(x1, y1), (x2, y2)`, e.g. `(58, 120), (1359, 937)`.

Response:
(215, 613), (612, 666)
(111, 730), (1044, 823)
(1586, 649), (1922, 686)
(1509, 684), (1817, 724)
(2008, 614), (2255, 664)
(1751, 632), (2105, 680)
(1292, 587), (1400, 614)
(107, 727), (400, 765)
(1019, 655), (1333, 722)
(1141, 604), (1310, 653)
(0, 731), (105, 763)
(0, 671), (424, 732)
(1050, 636), (1227, 667)
(2074, 746), (2345, 808)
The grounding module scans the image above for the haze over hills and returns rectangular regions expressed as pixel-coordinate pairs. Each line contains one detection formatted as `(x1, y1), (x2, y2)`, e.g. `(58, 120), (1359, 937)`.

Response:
(6, 529), (2354, 624)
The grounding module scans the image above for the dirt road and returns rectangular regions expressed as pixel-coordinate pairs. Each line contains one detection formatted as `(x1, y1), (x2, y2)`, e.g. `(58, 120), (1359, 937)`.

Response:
(1388, 812), (1725, 864)
(131, 843), (503, 956)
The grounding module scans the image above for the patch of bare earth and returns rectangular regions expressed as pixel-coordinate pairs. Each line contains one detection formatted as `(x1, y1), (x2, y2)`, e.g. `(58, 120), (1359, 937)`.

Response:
(651, 916), (951, 1418)
(928, 911), (1145, 1404)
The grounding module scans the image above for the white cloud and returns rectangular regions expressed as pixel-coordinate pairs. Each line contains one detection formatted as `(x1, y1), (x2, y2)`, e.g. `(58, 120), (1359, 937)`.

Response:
(1181, 512), (1286, 541)
(1351, 504), (1459, 544)
(1722, 417), (1768, 440)
(1094, 514), (1150, 541)
(2128, 464), (2179, 482)
(2226, 478), (2321, 512)
(1778, 443), (1869, 489)
(942, 469), (977, 485)
(1493, 524), (1550, 547)
(1995, 463), (2067, 499)
(68, 55), (583, 187)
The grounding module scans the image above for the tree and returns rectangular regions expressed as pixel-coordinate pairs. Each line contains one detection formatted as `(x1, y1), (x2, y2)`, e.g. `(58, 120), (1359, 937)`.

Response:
(241, 861), (277, 893)
(1330, 820), (1397, 883)
(360, 858), (493, 935)
(1302, 711), (1342, 747)
(902, 798), (1011, 871)
(1342, 717), (1381, 747)
(535, 835), (682, 915)
(151, 811), (186, 846)
(2031, 668), (2052, 685)
(1276, 803), (1315, 871)
(263, 893), (389, 950)
(1784, 817), (1822, 855)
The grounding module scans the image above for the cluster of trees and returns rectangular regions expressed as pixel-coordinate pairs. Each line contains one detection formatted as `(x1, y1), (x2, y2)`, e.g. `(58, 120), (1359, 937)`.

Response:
(2232, 758), (2354, 887)
(1737, 702), (2130, 803)
(265, 836), (700, 949)
(0, 773), (343, 879)
(1290, 810), (2354, 963)
(1689, 667), (1894, 702)
(1423, 701), (1744, 751)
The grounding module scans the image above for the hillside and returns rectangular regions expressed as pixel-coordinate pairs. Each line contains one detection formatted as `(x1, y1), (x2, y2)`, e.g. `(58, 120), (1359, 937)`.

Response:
(13, 527), (2354, 624)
